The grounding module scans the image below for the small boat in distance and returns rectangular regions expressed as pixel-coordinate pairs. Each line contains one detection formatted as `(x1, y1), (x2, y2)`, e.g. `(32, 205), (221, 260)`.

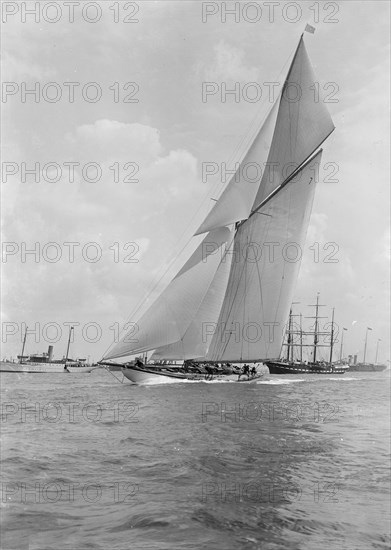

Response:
(0, 327), (96, 373)
(266, 295), (349, 375)
(100, 30), (336, 385)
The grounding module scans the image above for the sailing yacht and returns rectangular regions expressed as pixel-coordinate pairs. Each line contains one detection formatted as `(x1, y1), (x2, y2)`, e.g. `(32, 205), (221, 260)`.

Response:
(101, 31), (336, 385)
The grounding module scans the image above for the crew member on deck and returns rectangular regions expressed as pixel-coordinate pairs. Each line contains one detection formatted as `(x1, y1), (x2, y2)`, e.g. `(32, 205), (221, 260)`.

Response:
(239, 364), (250, 380)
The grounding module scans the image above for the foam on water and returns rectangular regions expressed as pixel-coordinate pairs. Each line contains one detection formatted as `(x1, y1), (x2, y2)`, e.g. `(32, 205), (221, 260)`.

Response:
(257, 378), (306, 384)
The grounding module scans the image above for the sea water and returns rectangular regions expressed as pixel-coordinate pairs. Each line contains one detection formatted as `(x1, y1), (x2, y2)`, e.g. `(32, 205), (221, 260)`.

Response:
(1, 369), (390, 550)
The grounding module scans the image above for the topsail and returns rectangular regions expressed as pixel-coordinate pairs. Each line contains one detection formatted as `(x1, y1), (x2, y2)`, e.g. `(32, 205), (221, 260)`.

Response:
(196, 36), (334, 234)
(103, 34), (334, 363)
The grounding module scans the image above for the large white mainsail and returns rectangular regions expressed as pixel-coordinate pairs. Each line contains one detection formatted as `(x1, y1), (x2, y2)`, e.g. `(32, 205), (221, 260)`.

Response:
(206, 150), (322, 362)
(103, 34), (335, 364)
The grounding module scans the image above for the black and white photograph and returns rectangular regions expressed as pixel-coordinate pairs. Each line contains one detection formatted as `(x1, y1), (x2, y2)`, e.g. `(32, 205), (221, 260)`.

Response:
(1, 1), (390, 548)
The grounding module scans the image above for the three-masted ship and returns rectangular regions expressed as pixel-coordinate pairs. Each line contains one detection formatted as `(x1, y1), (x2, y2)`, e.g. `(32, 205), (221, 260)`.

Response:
(101, 31), (336, 385)
(265, 295), (349, 375)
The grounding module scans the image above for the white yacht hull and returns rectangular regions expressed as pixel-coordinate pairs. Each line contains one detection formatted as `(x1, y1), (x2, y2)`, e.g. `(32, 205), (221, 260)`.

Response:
(121, 366), (195, 385)
(121, 365), (265, 385)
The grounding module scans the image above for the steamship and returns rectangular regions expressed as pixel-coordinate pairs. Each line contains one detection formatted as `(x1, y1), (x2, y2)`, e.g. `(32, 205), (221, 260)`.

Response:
(347, 330), (388, 372)
(347, 355), (388, 373)
(0, 327), (96, 373)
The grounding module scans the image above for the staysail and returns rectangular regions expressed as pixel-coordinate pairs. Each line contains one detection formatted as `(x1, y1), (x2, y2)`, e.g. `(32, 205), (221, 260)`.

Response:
(103, 34), (334, 363)
(150, 242), (234, 360)
(104, 227), (234, 360)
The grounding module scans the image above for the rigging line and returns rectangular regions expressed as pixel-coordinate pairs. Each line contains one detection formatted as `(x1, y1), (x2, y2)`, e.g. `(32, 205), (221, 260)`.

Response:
(246, 239), (260, 360)
(205, 228), (239, 360)
(207, 232), (238, 360)
(254, 214), (271, 355)
(244, 230), (262, 359)
(224, 96), (275, 175)
(216, 224), (251, 360)
(210, 239), (239, 359)
(104, 366), (126, 384)
(240, 232), (248, 362)
(289, 41), (304, 165)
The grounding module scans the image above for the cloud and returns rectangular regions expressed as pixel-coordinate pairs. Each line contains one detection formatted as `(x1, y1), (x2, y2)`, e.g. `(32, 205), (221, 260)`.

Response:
(2, 120), (204, 358)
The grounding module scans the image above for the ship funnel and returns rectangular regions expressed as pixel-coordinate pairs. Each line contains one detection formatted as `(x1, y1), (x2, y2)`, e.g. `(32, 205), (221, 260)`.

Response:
(353, 354), (357, 364)
(48, 346), (54, 362)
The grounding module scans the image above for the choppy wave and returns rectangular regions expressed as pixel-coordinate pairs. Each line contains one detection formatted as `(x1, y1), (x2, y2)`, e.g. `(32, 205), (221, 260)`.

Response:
(1, 368), (389, 550)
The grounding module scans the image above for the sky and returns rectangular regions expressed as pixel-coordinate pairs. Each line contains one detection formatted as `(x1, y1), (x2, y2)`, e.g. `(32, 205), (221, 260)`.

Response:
(1, 0), (390, 364)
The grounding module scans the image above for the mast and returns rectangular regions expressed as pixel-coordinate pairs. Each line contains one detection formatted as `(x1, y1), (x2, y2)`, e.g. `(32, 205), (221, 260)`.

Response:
(339, 327), (347, 361)
(329, 308), (335, 365)
(306, 293), (326, 363)
(363, 327), (372, 364)
(300, 313), (303, 363)
(65, 326), (74, 362)
(20, 326), (28, 364)
(287, 308), (292, 361)
(375, 338), (381, 364)
(313, 294), (320, 362)
(285, 302), (300, 361)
